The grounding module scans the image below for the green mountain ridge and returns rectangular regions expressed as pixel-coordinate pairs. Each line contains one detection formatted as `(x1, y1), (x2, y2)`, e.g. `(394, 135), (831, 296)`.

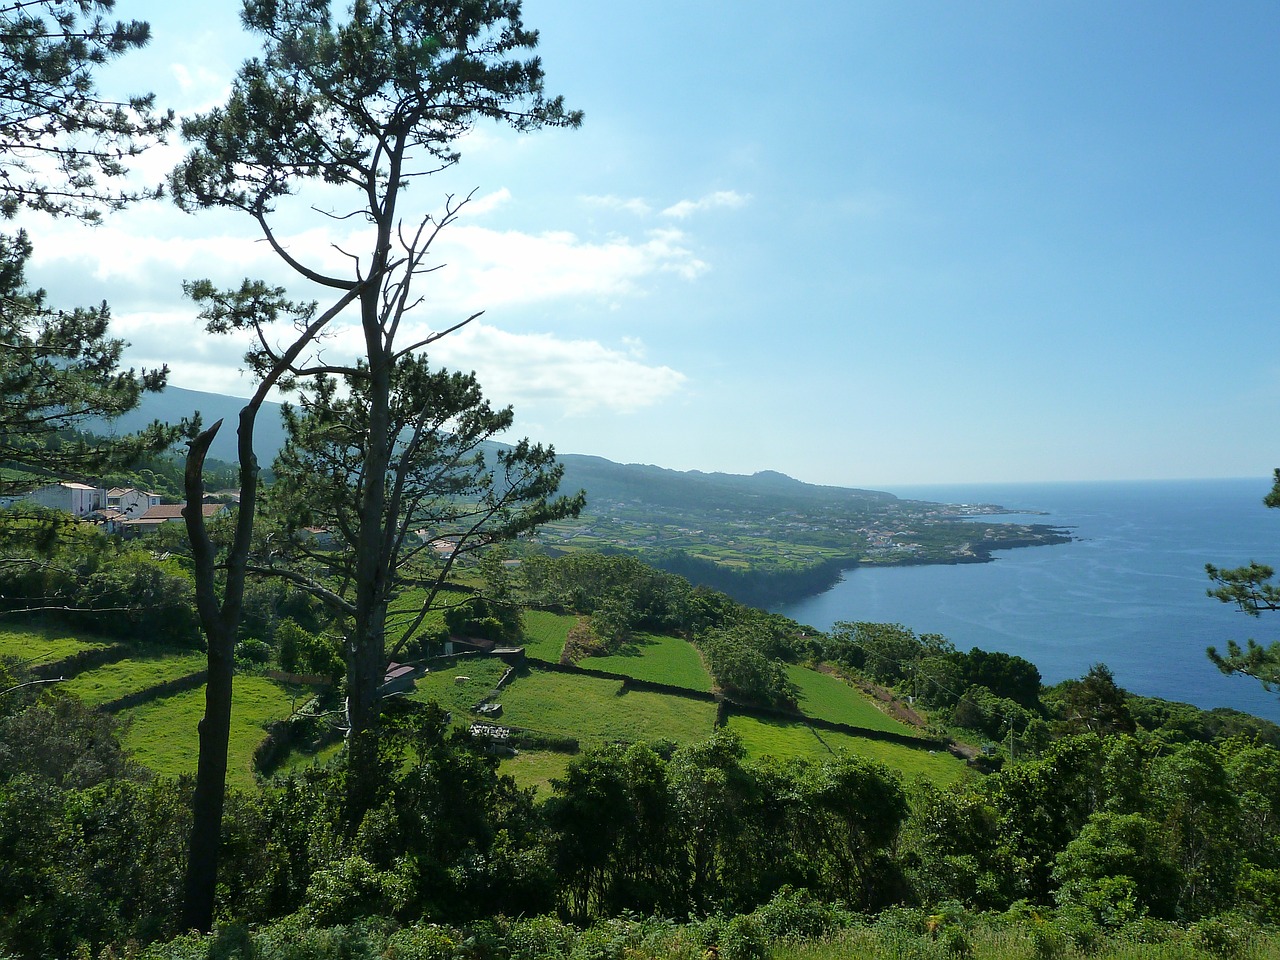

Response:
(100, 385), (903, 511)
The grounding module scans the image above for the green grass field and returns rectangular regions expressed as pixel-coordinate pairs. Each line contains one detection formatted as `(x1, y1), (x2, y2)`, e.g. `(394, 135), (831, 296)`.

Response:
(581, 632), (713, 691)
(520, 609), (576, 660)
(62, 651), (208, 705)
(787, 664), (921, 736)
(0, 625), (111, 668)
(499, 749), (574, 795)
(385, 585), (471, 648)
(725, 714), (971, 785)
(406, 657), (510, 720)
(120, 676), (298, 790)
(498, 667), (718, 747)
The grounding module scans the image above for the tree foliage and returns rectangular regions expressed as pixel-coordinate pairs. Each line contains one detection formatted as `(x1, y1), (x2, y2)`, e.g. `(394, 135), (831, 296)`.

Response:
(264, 359), (584, 665)
(0, 1), (176, 494)
(1206, 469), (1280, 693)
(166, 3), (581, 920)
(0, 229), (173, 493)
(0, 0), (172, 220)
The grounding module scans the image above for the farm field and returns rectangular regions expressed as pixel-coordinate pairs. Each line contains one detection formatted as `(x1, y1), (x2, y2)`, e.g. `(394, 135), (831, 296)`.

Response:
(580, 632), (713, 691)
(406, 657), (509, 720)
(787, 664), (920, 736)
(385, 585), (470, 648)
(63, 651), (207, 705)
(120, 676), (298, 790)
(724, 714), (969, 785)
(7, 624), (980, 791)
(497, 667), (718, 747)
(0, 625), (111, 667)
(520, 609), (575, 661)
(498, 750), (573, 794)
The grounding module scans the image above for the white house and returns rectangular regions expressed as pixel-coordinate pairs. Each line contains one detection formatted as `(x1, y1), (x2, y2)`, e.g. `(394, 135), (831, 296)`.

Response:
(26, 482), (100, 517)
(106, 487), (164, 518)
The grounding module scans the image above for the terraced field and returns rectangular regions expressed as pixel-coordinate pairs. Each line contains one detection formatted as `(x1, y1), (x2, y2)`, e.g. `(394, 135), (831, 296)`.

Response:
(580, 632), (712, 691)
(521, 609), (575, 660)
(6, 618), (979, 792)
(0, 625), (112, 667)
(786, 664), (919, 735)
(120, 676), (299, 790)
(63, 651), (207, 705)
(498, 668), (718, 746)
(406, 657), (509, 719)
(724, 713), (970, 785)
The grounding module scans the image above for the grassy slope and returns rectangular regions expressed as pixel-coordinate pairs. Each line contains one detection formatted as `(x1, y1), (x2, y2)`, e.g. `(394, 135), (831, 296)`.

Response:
(0, 625), (110, 667)
(498, 668), (718, 746)
(581, 632), (713, 692)
(63, 652), (207, 705)
(406, 658), (510, 719)
(787, 664), (920, 736)
(521, 609), (575, 661)
(120, 676), (298, 791)
(499, 750), (574, 794)
(725, 714), (970, 786)
(8, 616), (976, 790)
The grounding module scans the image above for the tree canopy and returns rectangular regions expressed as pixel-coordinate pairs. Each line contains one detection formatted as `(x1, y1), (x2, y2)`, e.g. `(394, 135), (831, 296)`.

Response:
(0, 0), (172, 220)
(1206, 468), (1280, 693)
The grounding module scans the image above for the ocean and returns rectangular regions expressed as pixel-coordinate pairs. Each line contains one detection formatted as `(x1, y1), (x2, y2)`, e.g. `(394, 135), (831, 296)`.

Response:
(771, 477), (1280, 724)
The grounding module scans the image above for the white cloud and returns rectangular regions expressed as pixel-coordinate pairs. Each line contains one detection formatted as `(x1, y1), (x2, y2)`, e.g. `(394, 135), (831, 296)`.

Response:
(661, 190), (750, 219)
(581, 194), (653, 216)
(422, 223), (709, 309)
(428, 323), (687, 414)
(466, 188), (512, 216)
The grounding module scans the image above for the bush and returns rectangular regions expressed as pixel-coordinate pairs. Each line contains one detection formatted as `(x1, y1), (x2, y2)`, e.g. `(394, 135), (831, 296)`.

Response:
(750, 886), (857, 941)
(236, 638), (273, 666)
(383, 924), (462, 960)
(718, 915), (766, 960)
(502, 915), (574, 960)
(1190, 915), (1258, 960)
(302, 857), (407, 926)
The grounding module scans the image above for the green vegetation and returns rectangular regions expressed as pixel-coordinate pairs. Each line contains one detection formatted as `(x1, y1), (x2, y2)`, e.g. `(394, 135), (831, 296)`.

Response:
(62, 652), (207, 705)
(581, 631), (713, 691)
(0, 625), (110, 666)
(7, 463), (1280, 959)
(786, 664), (920, 735)
(119, 677), (297, 790)
(406, 658), (510, 719)
(521, 609), (577, 661)
(498, 668), (718, 746)
(500, 749), (575, 794)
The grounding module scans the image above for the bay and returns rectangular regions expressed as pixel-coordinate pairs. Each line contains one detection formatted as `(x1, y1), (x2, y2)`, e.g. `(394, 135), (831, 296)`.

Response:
(771, 478), (1280, 723)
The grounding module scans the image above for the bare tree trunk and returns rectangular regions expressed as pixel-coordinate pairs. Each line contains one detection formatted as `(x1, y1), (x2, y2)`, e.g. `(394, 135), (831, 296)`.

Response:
(180, 405), (262, 931)
(344, 287), (395, 829)
(180, 422), (231, 932)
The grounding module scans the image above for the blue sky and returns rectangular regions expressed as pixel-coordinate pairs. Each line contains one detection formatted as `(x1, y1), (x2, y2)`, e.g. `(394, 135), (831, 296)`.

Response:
(20, 1), (1280, 487)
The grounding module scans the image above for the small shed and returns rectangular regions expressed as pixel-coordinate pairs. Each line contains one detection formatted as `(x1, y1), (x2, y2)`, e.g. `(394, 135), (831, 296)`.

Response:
(380, 661), (420, 696)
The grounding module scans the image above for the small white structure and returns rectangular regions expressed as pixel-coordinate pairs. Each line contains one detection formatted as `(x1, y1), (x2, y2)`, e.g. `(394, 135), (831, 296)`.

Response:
(26, 482), (100, 517)
(106, 487), (164, 519)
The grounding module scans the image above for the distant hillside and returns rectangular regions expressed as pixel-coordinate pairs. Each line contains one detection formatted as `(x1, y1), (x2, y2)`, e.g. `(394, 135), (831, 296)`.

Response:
(94, 385), (289, 467)
(555, 455), (899, 517)
(107, 386), (900, 512)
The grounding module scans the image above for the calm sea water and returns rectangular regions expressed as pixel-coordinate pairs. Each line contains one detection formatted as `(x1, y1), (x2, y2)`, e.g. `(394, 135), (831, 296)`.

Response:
(772, 478), (1280, 723)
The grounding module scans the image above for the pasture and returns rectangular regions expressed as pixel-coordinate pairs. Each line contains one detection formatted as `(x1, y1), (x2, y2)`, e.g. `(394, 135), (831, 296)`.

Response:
(520, 609), (575, 661)
(580, 632), (713, 691)
(62, 651), (207, 705)
(120, 676), (299, 790)
(0, 625), (111, 668)
(497, 667), (718, 747)
(724, 713), (970, 785)
(787, 664), (920, 736)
